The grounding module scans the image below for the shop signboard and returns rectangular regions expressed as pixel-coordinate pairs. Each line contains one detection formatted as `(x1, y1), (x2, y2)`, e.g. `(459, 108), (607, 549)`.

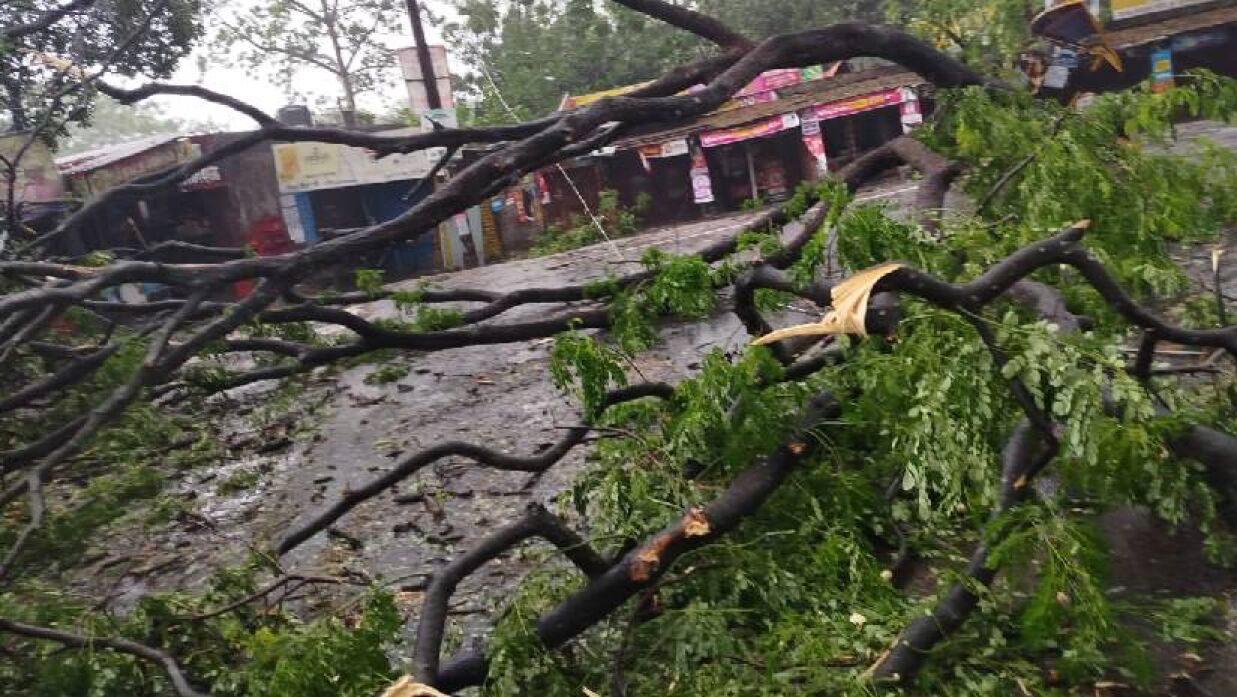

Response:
(799, 111), (828, 175)
(1111, 0), (1212, 21)
(699, 113), (800, 148)
(813, 88), (905, 121)
(689, 145), (714, 204)
(636, 138), (689, 159)
(0, 133), (65, 204)
(272, 138), (431, 194)
(1151, 47), (1174, 93)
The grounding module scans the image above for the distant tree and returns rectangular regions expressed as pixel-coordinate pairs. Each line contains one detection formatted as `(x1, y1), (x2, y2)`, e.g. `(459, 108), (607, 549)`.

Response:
(695, 0), (886, 39)
(0, 0), (202, 133)
(446, 0), (889, 125)
(212, 0), (406, 126)
(56, 95), (224, 154)
(885, 0), (1039, 70)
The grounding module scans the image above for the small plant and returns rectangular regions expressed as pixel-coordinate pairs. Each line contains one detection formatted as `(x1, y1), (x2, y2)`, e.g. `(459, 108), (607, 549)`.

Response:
(364, 363), (411, 385)
(216, 468), (262, 495)
(740, 194), (767, 211)
(530, 189), (650, 256)
(355, 268), (386, 296)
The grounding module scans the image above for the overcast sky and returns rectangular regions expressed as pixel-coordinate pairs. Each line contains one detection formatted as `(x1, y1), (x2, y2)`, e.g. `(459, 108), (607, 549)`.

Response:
(148, 0), (453, 130)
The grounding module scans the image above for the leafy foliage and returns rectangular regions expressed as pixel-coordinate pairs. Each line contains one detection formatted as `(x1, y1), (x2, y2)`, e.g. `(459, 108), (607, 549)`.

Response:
(484, 77), (1237, 696)
(530, 189), (650, 256)
(0, 0), (202, 133)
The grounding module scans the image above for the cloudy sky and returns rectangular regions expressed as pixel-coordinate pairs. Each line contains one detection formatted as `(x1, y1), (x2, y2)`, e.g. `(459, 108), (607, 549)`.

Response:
(149, 0), (454, 129)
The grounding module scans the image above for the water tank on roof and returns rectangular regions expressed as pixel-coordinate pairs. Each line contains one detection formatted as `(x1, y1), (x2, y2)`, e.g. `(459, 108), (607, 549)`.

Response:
(277, 105), (313, 126)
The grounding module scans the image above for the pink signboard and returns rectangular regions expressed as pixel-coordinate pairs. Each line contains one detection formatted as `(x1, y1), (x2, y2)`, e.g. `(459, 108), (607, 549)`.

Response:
(735, 68), (804, 97)
(813, 88), (904, 121)
(700, 113), (800, 148)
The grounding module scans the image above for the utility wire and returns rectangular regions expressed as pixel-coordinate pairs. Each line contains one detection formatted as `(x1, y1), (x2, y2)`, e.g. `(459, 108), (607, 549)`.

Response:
(476, 61), (625, 262)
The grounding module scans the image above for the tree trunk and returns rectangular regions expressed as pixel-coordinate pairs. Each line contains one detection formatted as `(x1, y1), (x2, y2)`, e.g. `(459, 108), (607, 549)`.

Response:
(2, 74), (28, 132)
(320, 0), (357, 127)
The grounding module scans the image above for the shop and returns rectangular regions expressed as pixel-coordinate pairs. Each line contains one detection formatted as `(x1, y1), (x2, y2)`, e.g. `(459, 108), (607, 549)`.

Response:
(55, 135), (278, 264)
(598, 64), (928, 218)
(1029, 1), (1237, 99)
(699, 114), (806, 208)
(271, 133), (445, 279)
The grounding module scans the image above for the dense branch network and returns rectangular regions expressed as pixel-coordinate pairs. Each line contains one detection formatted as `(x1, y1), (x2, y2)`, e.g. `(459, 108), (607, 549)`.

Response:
(1, 1), (1235, 694)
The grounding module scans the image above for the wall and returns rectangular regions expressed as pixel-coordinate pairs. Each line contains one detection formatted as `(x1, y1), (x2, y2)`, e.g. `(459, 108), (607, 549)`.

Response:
(196, 133), (284, 248)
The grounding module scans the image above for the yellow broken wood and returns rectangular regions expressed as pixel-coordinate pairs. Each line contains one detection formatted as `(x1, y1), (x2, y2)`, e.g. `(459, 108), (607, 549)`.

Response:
(752, 263), (904, 345)
(380, 676), (450, 697)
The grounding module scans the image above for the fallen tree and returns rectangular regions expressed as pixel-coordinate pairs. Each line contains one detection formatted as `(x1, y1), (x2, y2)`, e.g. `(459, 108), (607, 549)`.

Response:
(3, 1), (1237, 695)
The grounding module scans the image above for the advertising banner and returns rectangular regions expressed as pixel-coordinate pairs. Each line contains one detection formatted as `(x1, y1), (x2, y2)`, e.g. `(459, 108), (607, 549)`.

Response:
(689, 144), (714, 204)
(813, 88), (904, 121)
(273, 139), (430, 194)
(799, 111), (828, 175)
(700, 113), (800, 148)
(1112, 0), (1212, 21)
(1151, 47), (1175, 93)
(899, 88), (923, 132)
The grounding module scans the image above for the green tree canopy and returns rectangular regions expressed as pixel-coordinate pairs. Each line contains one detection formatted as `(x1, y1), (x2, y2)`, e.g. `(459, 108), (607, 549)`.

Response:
(56, 95), (224, 155)
(445, 0), (887, 125)
(0, 0), (202, 133)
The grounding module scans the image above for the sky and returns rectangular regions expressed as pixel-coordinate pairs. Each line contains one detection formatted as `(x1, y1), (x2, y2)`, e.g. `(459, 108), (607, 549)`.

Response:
(148, 0), (454, 130)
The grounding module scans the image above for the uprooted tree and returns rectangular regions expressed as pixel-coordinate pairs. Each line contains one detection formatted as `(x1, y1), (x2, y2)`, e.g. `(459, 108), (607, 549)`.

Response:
(4, 0), (1237, 695)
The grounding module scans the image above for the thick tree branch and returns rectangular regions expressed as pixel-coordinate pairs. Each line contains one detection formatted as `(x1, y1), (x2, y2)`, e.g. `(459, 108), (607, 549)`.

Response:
(432, 391), (842, 692)
(609, 0), (752, 49)
(413, 502), (608, 684)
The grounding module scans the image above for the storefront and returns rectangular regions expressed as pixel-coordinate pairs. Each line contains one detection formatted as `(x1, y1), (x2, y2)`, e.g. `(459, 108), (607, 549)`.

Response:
(56, 135), (259, 264)
(599, 65), (928, 218)
(699, 114), (806, 208)
(271, 133), (444, 279)
(1029, 1), (1237, 99)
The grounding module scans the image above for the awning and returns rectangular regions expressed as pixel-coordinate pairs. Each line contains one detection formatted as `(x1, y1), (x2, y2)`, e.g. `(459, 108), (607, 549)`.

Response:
(56, 135), (197, 197)
(1104, 4), (1237, 48)
(611, 66), (925, 150)
(559, 62), (841, 113)
(700, 113), (800, 148)
(812, 87), (907, 120)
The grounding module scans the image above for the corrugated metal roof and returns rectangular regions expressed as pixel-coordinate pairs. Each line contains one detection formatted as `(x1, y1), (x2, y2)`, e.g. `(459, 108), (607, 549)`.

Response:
(1104, 4), (1237, 48)
(55, 134), (184, 177)
(611, 66), (925, 150)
